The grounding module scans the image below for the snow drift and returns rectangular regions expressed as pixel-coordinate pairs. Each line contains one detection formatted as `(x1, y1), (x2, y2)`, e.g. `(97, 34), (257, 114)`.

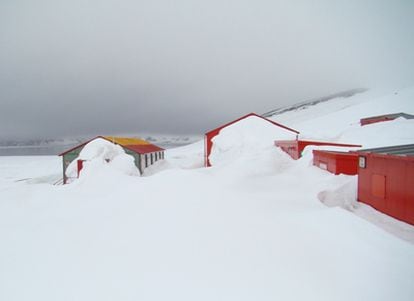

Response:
(65, 138), (139, 183)
(1, 87), (414, 301)
(209, 115), (297, 167)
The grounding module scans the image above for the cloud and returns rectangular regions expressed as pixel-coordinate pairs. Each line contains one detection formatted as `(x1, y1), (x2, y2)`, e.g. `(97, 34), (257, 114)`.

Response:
(0, 0), (413, 139)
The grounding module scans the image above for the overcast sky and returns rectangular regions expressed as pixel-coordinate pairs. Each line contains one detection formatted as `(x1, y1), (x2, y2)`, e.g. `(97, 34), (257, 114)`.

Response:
(1, 0), (413, 139)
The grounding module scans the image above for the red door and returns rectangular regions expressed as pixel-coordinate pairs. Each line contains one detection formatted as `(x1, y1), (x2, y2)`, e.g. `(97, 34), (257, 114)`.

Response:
(77, 160), (84, 178)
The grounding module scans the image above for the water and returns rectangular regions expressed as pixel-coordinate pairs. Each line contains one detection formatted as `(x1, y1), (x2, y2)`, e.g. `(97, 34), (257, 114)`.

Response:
(0, 142), (191, 156)
(0, 145), (75, 156)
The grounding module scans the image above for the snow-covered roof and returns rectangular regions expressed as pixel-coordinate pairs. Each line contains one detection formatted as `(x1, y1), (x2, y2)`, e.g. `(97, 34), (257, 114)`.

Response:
(59, 136), (164, 156)
(205, 113), (299, 135)
(360, 112), (414, 125)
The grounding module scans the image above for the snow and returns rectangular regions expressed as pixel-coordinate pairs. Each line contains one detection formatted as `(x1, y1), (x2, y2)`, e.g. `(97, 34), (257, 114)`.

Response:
(209, 115), (297, 166)
(165, 140), (204, 169)
(1, 87), (414, 300)
(65, 138), (139, 183)
(275, 86), (414, 147)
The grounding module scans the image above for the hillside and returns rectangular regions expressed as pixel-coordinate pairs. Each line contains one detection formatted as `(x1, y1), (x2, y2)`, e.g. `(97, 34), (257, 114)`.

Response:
(0, 87), (414, 301)
(269, 87), (414, 146)
(262, 88), (367, 118)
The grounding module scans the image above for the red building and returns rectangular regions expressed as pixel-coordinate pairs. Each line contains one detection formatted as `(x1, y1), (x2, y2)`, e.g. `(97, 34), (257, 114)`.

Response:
(275, 139), (361, 160)
(356, 144), (414, 225)
(204, 113), (299, 167)
(360, 112), (414, 126)
(59, 136), (164, 184)
(312, 150), (359, 175)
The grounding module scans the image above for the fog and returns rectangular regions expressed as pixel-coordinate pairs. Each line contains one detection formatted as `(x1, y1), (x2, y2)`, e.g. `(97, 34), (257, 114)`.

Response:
(1, 0), (413, 139)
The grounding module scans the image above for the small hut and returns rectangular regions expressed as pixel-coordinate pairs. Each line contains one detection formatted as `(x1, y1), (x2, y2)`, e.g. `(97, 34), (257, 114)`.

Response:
(59, 136), (164, 184)
(356, 144), (414, 225)
(360, 113), (414, 126)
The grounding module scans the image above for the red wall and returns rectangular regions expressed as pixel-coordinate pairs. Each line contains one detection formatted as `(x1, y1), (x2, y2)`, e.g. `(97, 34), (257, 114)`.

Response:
(205, 129), (220, 167)
(357, 153), (414, 225)
(275, 140), (361, 160)
(360, 116), (396, 126)
(274, 140), (301, 159)
(77, 160), (84, 178)
(313, 150), (359, 175)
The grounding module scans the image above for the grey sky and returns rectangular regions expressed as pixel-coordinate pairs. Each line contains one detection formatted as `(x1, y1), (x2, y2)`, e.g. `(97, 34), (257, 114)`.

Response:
(1, 0), (413, 139)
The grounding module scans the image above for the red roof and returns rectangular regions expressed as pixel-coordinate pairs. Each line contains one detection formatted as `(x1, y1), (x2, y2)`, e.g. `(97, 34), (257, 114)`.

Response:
(360, 112), (414, 126)
(59, 136), (164, 156)
(125, 144), (164, 154)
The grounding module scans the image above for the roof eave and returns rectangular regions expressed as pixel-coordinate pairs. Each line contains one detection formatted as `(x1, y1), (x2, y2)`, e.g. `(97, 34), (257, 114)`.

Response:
(205, 112), (299, 136)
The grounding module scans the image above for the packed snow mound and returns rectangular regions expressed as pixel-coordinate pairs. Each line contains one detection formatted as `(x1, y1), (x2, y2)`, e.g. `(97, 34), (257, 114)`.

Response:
(75, 138), (125, 161)
(65, 138), (139, 182)
(209, 116), (297, 166)
(166, 140), (204, 169)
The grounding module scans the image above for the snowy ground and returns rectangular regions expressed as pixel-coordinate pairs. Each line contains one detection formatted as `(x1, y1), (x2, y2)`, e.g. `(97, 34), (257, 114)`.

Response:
(1, 87), (414, 300)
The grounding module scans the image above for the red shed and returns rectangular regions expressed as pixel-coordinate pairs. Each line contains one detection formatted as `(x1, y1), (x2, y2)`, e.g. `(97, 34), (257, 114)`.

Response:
(312, 150), (359, 175)
(360, 112), (414, 126)
(59, 136), (165, 184)
(275, 139), (361, 160)
(204, 113), (299, 167)
(357, 144), (414, 225)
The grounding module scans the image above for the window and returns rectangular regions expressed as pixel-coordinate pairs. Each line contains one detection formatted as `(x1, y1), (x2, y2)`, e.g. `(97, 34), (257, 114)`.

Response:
(359, 156), (366, 168)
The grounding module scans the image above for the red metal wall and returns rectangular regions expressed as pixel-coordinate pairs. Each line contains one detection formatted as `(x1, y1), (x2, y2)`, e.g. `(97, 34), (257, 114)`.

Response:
(360, 116), (395, 126)
(313, 150), (359, 175)
(274, 140), (301, 159)
(275, 140), (361, 160)
(77, 160), (84, 178)
(204, 129), (220, 167)
(357, 153), (414, 225)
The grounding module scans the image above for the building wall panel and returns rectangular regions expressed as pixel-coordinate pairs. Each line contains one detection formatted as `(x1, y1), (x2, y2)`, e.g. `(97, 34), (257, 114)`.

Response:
(313, 150), (358, 175)
(277, 140), (361, 160)
(358, 154), (414, 225)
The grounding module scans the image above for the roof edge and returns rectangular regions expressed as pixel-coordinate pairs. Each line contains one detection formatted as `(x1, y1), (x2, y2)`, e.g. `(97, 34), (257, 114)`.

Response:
(58, 135), (165, 156)
(360, 112), (414, 121)
(205, 112), (300, 135)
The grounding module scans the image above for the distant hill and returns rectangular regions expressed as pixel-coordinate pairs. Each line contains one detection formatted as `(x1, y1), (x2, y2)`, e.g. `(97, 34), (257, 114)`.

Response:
(0, 135), (201, 156)
(262, 88), (367, 118)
